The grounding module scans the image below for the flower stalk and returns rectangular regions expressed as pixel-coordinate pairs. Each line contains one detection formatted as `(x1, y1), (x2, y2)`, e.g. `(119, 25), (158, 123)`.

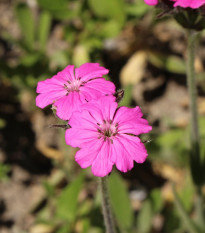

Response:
(99, 176), (116, 233)
(186, 30), (204, 229)
(186, 30), (199, 154)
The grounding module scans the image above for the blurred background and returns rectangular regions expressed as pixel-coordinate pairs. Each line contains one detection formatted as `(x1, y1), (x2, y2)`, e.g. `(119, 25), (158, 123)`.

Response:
(1, 0), (205, 232)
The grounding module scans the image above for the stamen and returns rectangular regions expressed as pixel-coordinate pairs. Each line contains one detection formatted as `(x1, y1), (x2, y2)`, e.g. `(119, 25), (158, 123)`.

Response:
(64, 84), (68, 89)
(97, 119), (118, 140)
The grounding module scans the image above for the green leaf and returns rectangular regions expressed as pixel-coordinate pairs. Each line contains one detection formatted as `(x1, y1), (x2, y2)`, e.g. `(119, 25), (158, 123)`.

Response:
(137, 200), (152, 233)
(179, 179), (194, 212)
(15, 3), (35, 50)
(37, 0), (67, 11)
(99, 20), (121, 38)
(199, 117), (205, 136)
(108, 172), (134, 231)
(154, 129), (188, 166)
(156, 129), (185, 148)
(0, 163), (10, 181)
(56, 225), (71, 233)
(150, 189), (164, 213)
(56, 172), (84, 222)
(0, 118), (6, 129)
(37, 0), (77, 19)
(20, 53), (42, 67)
(88, 0), (126, 26)
(126, 0), (149, 18)
(51, 51), (69, 69)
(173, 185), (198, 233)
(148, 53), (186, 74)
(81, 218), (91, 233)
(43, 181), (55, 197)
(38, 11), (51, 51)
(165, 56), (186, 74)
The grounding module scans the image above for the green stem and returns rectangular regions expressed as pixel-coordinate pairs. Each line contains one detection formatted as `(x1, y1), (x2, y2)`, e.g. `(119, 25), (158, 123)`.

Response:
(195, 187), (204, 230)
(187, 30), (199, 152)
(186, 30), (204, 230)
(99, 177), (116, 233)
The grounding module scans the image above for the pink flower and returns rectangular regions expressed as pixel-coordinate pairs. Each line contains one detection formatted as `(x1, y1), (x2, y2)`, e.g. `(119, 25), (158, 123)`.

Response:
(144, 0), (158, 6)
(36, 63), (115, 120)
(174, 0), (205, 8)
(144, 0), (205, 8)
(65, 96), (152, 177)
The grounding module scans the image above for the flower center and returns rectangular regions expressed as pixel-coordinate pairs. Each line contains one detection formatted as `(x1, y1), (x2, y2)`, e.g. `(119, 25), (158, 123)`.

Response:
(64, 79), (83, 93)
(97, 120), (118, 141)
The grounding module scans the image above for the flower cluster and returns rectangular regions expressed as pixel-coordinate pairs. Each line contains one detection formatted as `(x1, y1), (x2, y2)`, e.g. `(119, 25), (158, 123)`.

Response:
(36, 63), (152, 177)
(144, 0), (205, 8)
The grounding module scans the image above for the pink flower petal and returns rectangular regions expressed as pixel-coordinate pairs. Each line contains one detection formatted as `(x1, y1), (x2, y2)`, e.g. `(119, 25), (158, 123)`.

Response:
(100, 96), (118, 122)
(55, 92), (85, 120)
(174, 0), (205, 8)
(56, 65), (75, 81)
(75, 63), (109, 82)
(65, 111), (98, 148)
(75, 139), (104, 168)
(119, 134), (148, 163)
(82, 96), (117, 123)
(110, 136), (134, 173)
(36, 90), (66, 108)
(114, 106), (152, 135)
(84, 78), (115, 95)
(80, 78), (115, 101)
(36, 76), (65, 93)
(66, 128), (98, 148)
(81, 103), (104, 124)
(144, 0), (158, 5)
(69, 110), (99, 129)
(91, 140), (114, 177)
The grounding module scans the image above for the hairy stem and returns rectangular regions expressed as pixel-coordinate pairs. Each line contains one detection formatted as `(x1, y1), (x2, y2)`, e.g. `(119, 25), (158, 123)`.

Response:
(186, 30), (204, 229)
(187, 30), (199, 153)
(99, 177), (116, 233)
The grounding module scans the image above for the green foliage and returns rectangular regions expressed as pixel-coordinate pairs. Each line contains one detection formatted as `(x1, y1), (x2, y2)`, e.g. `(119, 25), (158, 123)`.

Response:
(148, 128), (188, 166)
(150, 188), (164, 213)
(56, 225), (71, 233)
(43, 181), (55, 197)
(15, 3), (35, 50)
(108, 172), (134, 231)
(0, 118), (6, 129)
(2, 0), (203, 232)
(126, 0), (149, 18)
(0, 163), (10, 181)
(148, 53), (186, 74)
(37, 0), (67, 11)
(137, 200), (152, 233)
(37, 0), (71, 19)
(38, 11), (52, 51)
(164, 208), (181, 233)
(179, 179), (194, 212)
(88, 0), (126, 26)
(56, 172), (84, 222)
